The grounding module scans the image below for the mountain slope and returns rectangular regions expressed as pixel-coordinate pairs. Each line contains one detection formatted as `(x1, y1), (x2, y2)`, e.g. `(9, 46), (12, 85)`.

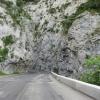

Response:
(0, 0), (100, 78)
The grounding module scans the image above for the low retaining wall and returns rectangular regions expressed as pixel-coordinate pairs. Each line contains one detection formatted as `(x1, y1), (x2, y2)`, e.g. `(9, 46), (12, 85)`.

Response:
(51, 72), (100, 100)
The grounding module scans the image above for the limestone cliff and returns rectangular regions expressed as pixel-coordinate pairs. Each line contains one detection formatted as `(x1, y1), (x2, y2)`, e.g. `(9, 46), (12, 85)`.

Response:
(0, 0), (100, 77)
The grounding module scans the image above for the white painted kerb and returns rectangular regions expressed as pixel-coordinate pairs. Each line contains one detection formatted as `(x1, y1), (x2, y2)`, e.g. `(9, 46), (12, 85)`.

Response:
(51, 72), (100, 100)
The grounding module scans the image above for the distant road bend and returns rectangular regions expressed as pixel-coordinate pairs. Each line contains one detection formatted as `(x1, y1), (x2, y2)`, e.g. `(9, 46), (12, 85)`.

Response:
(0, 73), (95, 100)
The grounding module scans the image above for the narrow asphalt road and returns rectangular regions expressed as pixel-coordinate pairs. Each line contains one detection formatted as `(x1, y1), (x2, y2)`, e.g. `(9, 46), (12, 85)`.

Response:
(0, 73), (95, 100)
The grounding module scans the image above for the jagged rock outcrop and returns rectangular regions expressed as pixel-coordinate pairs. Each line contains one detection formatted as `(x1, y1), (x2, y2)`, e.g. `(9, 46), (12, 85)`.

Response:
(0, 0), (100, 77)
(0, 0), (34, 73)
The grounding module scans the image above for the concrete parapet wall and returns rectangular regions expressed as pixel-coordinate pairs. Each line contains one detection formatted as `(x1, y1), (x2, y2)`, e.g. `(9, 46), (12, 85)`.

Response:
(51, 72), (100, 100)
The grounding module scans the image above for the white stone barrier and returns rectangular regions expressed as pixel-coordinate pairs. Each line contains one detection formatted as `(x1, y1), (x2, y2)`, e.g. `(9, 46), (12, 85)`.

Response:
(51, 72), (100, 100)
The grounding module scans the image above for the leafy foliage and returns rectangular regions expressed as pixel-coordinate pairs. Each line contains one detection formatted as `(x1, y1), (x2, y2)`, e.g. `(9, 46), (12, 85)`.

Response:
(2, 35), (14, 46)
(0, 48), (9, 62)
(0, 35), (14, 62)
(80, 56), (100, 86)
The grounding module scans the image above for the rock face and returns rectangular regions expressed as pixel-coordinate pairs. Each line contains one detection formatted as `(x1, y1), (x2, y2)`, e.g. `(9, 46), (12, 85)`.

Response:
(0, 0), (100, 77)
(0, 0), (34, 73)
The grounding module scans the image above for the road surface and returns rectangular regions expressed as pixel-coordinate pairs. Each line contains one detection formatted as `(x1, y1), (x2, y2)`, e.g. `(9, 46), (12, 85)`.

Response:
(0, 73), (95, 100)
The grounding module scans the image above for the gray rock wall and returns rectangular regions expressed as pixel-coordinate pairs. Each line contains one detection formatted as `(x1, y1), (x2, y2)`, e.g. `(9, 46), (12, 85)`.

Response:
(0, 0), (100, 76)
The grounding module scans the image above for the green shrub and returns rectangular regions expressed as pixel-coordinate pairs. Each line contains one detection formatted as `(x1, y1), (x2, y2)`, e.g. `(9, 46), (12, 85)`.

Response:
(76, 0), (100, 15)
(0, 48), (9, 62)
(16, 0), (25, 7)
(61, 15), (77, 35)
(80, 56), (100, 86)
(0, 35), (14, 62)
(2, 35), (14, 46)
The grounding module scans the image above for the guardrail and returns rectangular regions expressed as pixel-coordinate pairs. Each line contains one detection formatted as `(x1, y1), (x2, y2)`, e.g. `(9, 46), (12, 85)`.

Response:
(51, 72), (100, 100)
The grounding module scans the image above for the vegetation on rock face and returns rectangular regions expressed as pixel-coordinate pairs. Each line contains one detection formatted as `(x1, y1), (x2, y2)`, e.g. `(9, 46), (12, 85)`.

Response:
(61, 0), (100, 35)
(0, 0), (13, 6)
(61, 15), (78, 35)
(80, 56), (100, 86)
(91, 28), (100, 36)
(33, 24), (42, 39)
(60, 2), (71, 11)
(48, 2), (71, 14)
(0, 35), (14, 62)
(0, 0), (99, 82)
(48, 8), (56, 14)
(0, 48), (9, 62)
(23, 0), (40, 3)
(0, 0), (31, 26)
(76, 0), (100, 15)
(2, 35), (14, 46)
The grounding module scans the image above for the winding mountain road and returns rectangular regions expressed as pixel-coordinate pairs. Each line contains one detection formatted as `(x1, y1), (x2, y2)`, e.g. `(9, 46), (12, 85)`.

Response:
(0, 73), (94, 100)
